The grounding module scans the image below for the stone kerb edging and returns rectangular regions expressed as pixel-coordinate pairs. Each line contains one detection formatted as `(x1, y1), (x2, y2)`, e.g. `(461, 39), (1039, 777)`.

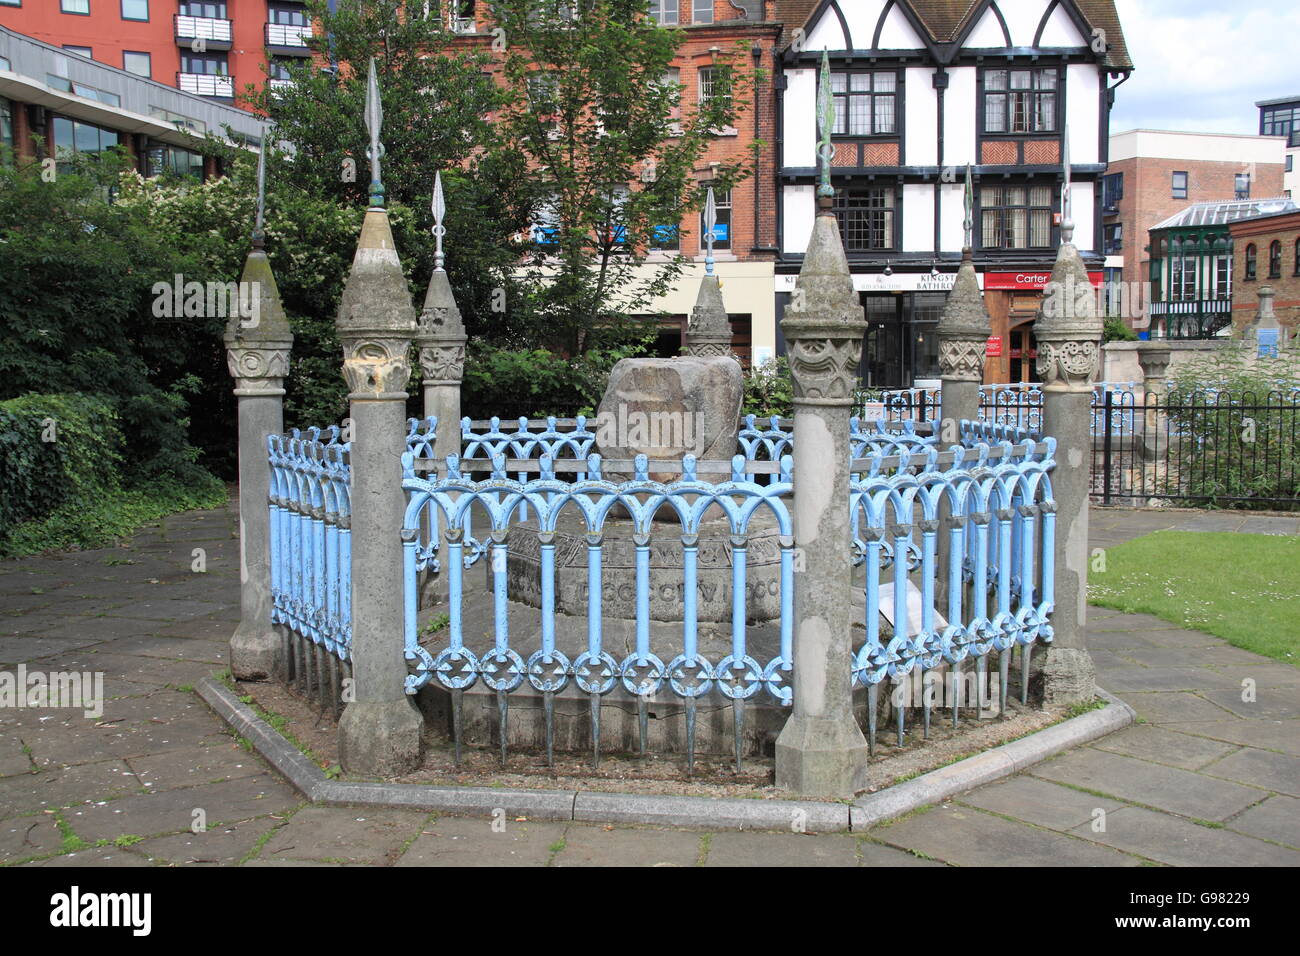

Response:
(197, 677), (1134, 834)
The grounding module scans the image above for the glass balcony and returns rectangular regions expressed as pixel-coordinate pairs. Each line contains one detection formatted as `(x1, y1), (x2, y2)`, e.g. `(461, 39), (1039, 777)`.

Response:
(177, 72), (234, 97)
(174, 15), (233, 45)
(266, 22), (313, 48)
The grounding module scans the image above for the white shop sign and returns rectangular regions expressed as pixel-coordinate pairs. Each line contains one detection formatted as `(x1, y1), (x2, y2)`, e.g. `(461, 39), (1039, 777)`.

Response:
(775, 272), (978, 293)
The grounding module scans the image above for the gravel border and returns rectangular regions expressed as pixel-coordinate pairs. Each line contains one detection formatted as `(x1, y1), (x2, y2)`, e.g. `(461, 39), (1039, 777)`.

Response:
(197, 677), (1134, 832)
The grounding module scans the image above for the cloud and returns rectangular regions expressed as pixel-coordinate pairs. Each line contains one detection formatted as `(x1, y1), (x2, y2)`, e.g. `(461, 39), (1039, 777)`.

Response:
(1111, 0), (1300, 134)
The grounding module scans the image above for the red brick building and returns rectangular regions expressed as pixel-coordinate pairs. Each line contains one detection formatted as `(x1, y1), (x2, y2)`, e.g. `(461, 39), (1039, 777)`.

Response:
(1230, 208), (1300, 337)
(1102, 129), (1287, 330)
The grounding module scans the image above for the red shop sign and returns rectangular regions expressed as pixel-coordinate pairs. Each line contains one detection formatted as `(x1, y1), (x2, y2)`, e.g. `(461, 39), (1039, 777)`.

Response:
(984, 271), (1104, 290)
(986, 336), (1003, 357)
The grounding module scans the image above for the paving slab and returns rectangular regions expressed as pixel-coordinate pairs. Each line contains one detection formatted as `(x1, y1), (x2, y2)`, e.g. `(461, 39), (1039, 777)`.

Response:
(1224, 794), (1300, 849)
(132, 816), (281, 866)
(552, 826), (701, 867)
(956, 775), (1127, 832)
(1123, 692), (1241, 724)
(62, 773), (300, 844)
(872, 805), (1141, 867)
(1031, 747), (1266, 821)
(1090, 724), (1240, 771)
(1163, 719), (1300, 756)
(127, 740), (270, 792)
(704, 831), (860, 867)
(1196, 688), (1300, 721)
(1199, 748), (1300, 797)
(0, 759), (143, 817)
(22, 847), (155, 867)
(1068, 805), (1299, 867)
(0, 635), (111, 663)
(394, 815), (567, 867)
(0, 813), (65, 862)
(96, 635), (229, 664)
(258, 807), (428, 865)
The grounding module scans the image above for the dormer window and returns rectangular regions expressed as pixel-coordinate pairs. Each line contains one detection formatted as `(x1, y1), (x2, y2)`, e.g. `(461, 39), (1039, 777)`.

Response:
(984, 69), (1057, 134)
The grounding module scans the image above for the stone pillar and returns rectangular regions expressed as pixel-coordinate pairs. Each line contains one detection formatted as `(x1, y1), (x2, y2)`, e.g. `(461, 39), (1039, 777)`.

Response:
(224, 243), (292, 680)
(1032, 234), (1102, 706)
(685, 273), (735, 359)
(1246, 286), (1283, 357)
(774, 201), (870, 798)
(1136, 339), (1172, 430)
(416, 268), (467, 461)
(335, 206), (424, 775)
(937, 246), (991, 436)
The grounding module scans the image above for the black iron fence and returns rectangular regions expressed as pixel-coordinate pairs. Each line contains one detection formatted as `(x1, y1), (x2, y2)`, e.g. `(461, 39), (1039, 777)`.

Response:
(1091, 390), (1300, 509)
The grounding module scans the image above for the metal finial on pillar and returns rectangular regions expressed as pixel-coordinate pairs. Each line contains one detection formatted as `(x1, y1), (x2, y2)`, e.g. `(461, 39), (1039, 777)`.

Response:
(365, 57), (385, 208)
(963, 163), (974, 252)
(253, 123), (268, 249)
(1060, 125), (1073, 245)
(816, 50), (834, 206)
(432, 170), (447, 272)
(703, 185), (716, 276)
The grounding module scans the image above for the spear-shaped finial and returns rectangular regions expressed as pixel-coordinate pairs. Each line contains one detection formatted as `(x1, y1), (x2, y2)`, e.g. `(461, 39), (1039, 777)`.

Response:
(817, 50), (834, 204)
(703, 185), (717, 276)
(432, 170), (447, 271)
(365, 57), (385, 208)
(252, 123), (268, 249)
(962, 163), (974, 252)
(1060, 124), (1073, 244)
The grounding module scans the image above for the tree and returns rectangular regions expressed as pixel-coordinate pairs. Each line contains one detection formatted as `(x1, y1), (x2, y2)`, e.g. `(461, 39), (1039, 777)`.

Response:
(490, 0), (761, 355)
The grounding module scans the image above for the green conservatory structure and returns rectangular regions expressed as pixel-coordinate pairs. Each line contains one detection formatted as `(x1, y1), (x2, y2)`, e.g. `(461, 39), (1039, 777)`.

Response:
(1148, 198), (1297, 338)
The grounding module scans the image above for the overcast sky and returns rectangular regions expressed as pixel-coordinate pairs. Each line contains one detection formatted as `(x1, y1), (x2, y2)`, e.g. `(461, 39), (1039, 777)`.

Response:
(1109, 0), (1300, 135)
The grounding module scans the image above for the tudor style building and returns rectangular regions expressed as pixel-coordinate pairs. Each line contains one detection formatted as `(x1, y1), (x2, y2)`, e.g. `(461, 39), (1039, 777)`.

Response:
(772, 0), (1130, 387)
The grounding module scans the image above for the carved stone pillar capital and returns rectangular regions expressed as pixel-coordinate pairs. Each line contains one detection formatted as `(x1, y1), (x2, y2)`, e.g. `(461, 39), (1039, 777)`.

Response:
(225, 343), (292, 396)
(1033, 241), (1103, 392)
(937, 250), (991, 384)
(415, 269), (467, 386)
(686, 273), (735, 359)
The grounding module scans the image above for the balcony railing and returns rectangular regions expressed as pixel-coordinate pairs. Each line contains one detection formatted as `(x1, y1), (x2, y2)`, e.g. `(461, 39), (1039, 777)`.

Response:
(177, 72), (234, 98)
(1149, 299), (1234, 339)
(266, 22), (313, 48)
(174, 15), (233, 44)
(450, 17), (476, 33)
(267, 77), (295, 90)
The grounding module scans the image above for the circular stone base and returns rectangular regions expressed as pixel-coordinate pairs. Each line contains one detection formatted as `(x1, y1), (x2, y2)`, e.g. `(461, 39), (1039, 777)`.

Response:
(506, 510), (784, 623)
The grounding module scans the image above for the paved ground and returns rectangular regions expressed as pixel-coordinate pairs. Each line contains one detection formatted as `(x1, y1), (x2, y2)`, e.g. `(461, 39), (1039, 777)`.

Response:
(1, 503), (1296, 866)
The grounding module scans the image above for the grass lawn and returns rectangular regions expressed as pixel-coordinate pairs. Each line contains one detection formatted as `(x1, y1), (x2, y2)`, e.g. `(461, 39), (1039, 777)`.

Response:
(1088, 530), (1299, 667)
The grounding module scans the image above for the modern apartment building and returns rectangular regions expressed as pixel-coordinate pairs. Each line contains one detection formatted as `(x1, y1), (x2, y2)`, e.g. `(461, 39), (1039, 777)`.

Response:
(0, 0), (313, 104)
(1257, 95), (1300, 199)
(1102, 129), (1287, 334)
(773, 0), (1131, 388)
(1, 22), (262, 176)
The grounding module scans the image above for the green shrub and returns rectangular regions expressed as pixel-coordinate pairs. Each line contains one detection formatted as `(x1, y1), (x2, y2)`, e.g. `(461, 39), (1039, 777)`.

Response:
(461, 340), (649, 421)
(0, 394), (121, 535)
(1103, 316), (1138, 343)
(743, 358), (793, 419)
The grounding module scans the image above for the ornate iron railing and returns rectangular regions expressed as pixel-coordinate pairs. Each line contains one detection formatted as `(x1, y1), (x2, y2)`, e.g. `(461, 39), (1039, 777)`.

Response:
(268, 427), (352, 669)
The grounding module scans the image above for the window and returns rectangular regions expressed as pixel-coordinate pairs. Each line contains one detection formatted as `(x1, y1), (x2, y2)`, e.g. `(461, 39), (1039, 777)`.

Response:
(1262, 104), (1300, 147)
(984, 69), (1057, 134)
(1235, 173), (1251, 200)
(181, 51), (228, 74)
(1, 98), (13, 160)
(1213, 256), (1232, 300)
(121, 0), (148, 19)
(1269, 240), (1282, 278)
(697, 66), (731, 109)
(150, 106), (206, 135)
(1103, 223), (1122, 253)
(147, 142), (204, 180)
(981, 184), (1053, 249)
(822, 71), (896, 136)
(1294, 238), (1300, 277)
(1245, 243), (1257, 280)
(179, 1), (226, 16)
(46, 74), (120, 106)
(1170, 256), (1197, 301)
(650, 223), (680, 251)
(1287, 155), (1294, 173)
(51, 115), (119, 173)
(700, 186), (730, 250)
(834, 188), (896, 251)
(268, 3), (309, 25)
(649, 0), (678, 25)
(61, 0), (90, 13)
(1102, 172), (1123, 208)
(63, 46), (93, 58)
(122, 51), (151, 77)
(0, 0), (23, 6)
(267, 57), (295, 82)
(1172, 171), (1188, 200)
(692, 0), (712, 23)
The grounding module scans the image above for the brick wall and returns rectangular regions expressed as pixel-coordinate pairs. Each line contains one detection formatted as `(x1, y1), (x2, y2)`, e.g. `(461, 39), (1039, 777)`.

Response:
(1230, 211), (1300, 335)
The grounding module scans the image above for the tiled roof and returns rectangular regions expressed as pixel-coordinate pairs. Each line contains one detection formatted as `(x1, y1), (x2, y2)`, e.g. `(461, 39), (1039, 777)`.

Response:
(773, 0), (1132, 70)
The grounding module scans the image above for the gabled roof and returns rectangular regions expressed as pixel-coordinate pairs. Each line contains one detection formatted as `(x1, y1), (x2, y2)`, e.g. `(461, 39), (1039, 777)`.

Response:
(1152, 198), (1298, 231)
(776, 0), (1132, 71)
